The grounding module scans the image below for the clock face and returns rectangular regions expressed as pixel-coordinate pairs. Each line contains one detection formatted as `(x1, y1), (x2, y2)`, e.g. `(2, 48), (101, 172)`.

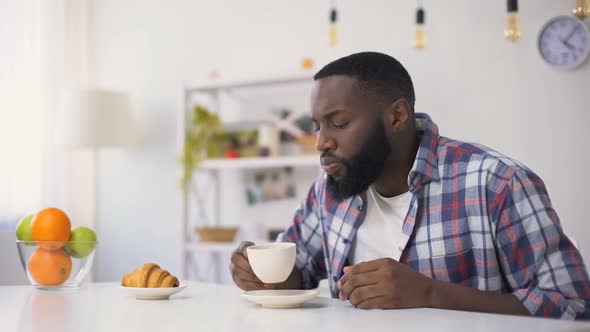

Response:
(538, 16), (590, 69)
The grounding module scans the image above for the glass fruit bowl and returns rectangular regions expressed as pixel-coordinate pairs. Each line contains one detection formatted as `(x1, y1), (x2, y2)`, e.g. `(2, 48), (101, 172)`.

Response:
(16, 240), (97, 289)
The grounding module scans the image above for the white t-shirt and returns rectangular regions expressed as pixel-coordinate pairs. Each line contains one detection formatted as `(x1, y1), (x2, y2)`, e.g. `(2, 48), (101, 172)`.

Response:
(349, 186), (412, 264)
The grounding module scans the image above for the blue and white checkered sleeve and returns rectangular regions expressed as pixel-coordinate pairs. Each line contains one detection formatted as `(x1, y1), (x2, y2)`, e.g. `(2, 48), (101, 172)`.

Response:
(277, 180), (327, 290)
(492, 168), (590, 319)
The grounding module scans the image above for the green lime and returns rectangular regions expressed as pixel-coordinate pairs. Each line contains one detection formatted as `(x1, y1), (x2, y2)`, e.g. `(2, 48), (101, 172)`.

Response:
(65, 226), (97, 258)
(16, 214), (35, 245)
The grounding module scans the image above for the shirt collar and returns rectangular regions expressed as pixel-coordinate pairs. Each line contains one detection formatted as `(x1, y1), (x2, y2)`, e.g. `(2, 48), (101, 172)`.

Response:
(408, 113), (440, 190)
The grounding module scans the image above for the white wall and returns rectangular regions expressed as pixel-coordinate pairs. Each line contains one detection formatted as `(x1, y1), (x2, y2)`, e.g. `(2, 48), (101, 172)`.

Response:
(88, 0), (590, 281)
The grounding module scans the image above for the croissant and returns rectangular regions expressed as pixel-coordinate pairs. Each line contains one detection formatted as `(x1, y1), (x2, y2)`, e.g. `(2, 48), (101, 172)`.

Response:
(121, 263), (179, 288)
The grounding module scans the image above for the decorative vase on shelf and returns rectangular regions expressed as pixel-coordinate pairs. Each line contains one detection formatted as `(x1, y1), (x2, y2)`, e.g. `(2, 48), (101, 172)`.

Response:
(257, 123), (280, 157)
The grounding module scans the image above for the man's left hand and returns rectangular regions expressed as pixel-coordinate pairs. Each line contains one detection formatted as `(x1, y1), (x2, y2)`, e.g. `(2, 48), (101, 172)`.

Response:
(337, 258), (436, 309)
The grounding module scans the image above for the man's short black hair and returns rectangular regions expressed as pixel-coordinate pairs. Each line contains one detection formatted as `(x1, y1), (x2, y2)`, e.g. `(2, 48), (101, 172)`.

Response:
(314, 52), (415, 110)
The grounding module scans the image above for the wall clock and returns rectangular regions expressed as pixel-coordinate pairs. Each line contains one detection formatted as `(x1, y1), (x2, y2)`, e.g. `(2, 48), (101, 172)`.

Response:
(538, 15), (590, 69)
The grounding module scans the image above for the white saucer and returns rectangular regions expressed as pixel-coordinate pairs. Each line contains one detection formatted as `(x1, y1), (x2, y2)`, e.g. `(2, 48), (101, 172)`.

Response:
(122, 284), (187, 300)
(242, 289), (320, 309)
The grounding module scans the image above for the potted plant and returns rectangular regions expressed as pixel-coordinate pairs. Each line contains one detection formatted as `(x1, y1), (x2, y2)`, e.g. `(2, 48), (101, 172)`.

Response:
(178, 105), (221, 196)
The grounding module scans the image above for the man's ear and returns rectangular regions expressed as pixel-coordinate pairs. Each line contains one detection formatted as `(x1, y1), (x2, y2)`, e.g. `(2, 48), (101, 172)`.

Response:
(384, 99), (411, 133)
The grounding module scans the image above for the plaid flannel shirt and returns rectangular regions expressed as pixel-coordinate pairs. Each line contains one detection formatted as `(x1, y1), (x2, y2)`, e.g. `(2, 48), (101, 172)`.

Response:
(278, 113), (590, 319)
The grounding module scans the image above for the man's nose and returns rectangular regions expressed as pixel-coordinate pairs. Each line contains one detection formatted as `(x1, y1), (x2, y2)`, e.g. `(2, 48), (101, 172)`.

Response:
(315, 128), (336, 152)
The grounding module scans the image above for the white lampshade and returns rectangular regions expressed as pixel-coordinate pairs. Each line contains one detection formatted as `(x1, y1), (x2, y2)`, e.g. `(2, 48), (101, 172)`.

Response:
(56, 89), (137, 147)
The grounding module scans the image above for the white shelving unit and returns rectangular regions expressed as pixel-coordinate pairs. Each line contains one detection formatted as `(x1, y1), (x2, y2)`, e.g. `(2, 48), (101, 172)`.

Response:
(199, 155), (318, 170)
(180, 74), (318, 283)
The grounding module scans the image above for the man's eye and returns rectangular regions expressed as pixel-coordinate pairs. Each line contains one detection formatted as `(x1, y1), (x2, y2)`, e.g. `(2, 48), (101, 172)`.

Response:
(333, 121), (350, 129)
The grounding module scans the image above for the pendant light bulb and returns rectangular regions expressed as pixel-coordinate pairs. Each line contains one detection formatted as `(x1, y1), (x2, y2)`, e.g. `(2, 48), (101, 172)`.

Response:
(413, 7), (427, 50)
(329, 7), (338, 46)
(504, 0), (522, 42)
(573, 0), (590, 20)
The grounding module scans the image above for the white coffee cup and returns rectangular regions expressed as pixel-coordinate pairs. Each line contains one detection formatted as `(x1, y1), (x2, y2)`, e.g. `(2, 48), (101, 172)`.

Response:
(247, 242), (296, 284)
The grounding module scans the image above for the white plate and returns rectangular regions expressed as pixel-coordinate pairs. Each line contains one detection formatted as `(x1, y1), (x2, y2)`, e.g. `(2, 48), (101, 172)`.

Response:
(242, 289), (319, 309)
(122, 284), (187, 300)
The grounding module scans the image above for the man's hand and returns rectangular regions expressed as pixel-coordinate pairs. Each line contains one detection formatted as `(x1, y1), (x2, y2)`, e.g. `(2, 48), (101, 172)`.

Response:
(230, 241), (274, 291)
(337, 258), (434, 309)
(337, 257), (529, 316)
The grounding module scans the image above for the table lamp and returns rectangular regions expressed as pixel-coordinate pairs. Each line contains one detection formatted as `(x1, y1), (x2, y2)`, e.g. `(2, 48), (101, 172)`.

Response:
(56, 89), (137, 148)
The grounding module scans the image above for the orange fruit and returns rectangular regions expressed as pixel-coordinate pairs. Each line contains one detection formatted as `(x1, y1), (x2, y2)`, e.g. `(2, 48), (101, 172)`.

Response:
(28, 248), (72, 286)
(31, 208), (71, 249)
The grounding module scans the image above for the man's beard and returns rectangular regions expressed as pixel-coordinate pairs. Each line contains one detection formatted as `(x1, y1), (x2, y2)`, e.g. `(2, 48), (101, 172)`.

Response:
(325, 121), (391, 201)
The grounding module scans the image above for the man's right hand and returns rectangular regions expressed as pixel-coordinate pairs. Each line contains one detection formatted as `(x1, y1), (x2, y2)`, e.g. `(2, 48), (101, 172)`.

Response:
(230, 241), (273, 291)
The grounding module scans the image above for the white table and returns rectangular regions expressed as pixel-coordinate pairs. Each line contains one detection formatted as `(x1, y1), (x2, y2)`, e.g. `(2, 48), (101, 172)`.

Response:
(1, 282), (588, 332)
